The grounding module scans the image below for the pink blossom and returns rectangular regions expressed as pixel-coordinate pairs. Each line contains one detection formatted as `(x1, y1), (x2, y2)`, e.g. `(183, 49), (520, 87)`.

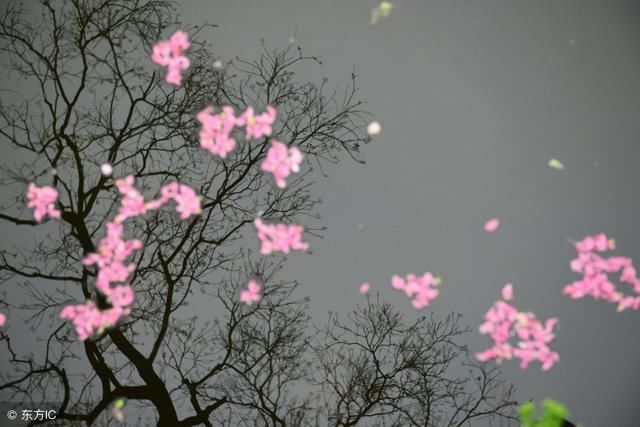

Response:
(261, 140), (303, 188)
(197, 106), (237, 158)
(114, 176), (201, 222)
(564, 233), (640, 312)
(359, 282), (370, 294)
(60, 300), (132, 341)
(109, 285), (135, 307)
(171, 184), (202, 219)
(254, 218), (309, 255)
(240, 279), (262, 305)
(616, 296), (640, 312)
(151, 31), (190, 86)
(484, 218), (500, 233)
(390, 272), (440, 309)
(114, 176), (147, 222)
(236, 106), (277, 140)
(27, 183), (61, 222)
(0, 312), (5, 327)
(476, 284), (559, 370)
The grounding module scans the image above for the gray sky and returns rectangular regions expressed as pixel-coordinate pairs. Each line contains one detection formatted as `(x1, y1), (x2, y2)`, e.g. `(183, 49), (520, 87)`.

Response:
(1, 0), (639, 425)
(178, 0), (640, 425)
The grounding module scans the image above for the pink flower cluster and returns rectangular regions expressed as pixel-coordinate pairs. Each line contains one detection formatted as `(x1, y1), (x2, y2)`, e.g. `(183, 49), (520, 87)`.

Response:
(61, 176), (201, 340)
(0, 312), (6, 327)
(197, 106), (237, 159)
(391, 272), (440, 309)
(254, 218), (309, 255)
(240, 279), (262, 305)
(61, 299), (131, 341)
(261, 141), (303, 189)
(564, 233), (640, 312)
(27, 183), (61, 222)
(81, 222), (141, 299)
(196, 105), (282, 159)
(236, 106), (277, 140)
(151, 31), (190, 85)
(476, 284), (559, 371)
(115, 176), (202, 222)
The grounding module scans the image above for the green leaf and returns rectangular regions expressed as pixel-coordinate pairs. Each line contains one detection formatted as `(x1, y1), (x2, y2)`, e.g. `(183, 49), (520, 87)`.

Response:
(519, 401), (536, 425)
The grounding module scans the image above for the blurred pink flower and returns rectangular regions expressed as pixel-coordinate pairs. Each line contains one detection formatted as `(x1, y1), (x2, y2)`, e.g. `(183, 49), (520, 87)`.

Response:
(237, 106), (277, 140)
(261, 140), (303, 188)
(27, 183), (61, 222)
(151, 30), (190, 85)
(197, 106), (237, 158)
(254, 218), (309, 255)
(172, 184), (202, 219)
(114, 176), (201, 223)
(61, 301), (132, 341)
(0, 312), (6, 327)
(359, 282), (370, 294)
(240, 279), (262, 304)
(390, 272), (440, 309)
(114, 176), (147, 222)
(564, 233), (640, 312)
(476, 283), (559, 371)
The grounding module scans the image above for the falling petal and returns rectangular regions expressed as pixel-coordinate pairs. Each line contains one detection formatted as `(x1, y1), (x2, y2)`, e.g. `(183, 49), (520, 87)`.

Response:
(359, 282), (370, 294)
(367, 121), (381, 135)
(548, 158), (565, 170)
(371, 1), (395, 25)
(502, 283), (513, 301)
(101, 163), (113, 176)
(484, 218), (500, 233)
(112, 408), (124, 423)
(111, 398), (125, 422)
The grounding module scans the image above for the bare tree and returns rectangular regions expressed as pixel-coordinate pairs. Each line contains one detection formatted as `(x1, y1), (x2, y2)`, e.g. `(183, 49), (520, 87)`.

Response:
(314, 298), (516, 427)
(0, 0), (516, 425)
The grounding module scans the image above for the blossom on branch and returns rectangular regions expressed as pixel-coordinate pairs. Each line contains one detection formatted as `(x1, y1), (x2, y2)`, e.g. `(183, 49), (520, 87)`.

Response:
(197, 106), (237, 159)
(61, 176), (201, 340)
(261, 141), (303, 189)
(236, 106), (277, 140)
(61, 301), (131, 341)
(254, 218), (309, 255)
(26, 183), (61, 222)
(151, 30), (190, 86)
(240, 279), (262, 305)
